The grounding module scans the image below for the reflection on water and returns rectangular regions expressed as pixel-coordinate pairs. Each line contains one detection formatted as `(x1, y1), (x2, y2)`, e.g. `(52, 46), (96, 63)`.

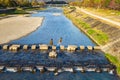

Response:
(1, 8), (119, 80)
(10, 8), (95, 46)
(0, 72), (119, 80)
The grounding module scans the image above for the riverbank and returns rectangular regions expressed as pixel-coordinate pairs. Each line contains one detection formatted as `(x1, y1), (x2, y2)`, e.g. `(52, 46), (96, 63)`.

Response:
(63, 7), (120, 76)
(81, 7), (120, 24)
(0, 15), (43, 44)
(0, 7), (45, 17)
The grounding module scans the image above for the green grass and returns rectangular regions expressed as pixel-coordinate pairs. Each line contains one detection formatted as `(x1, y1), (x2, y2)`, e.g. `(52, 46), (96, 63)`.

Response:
(105, 53), (120, 75)
(0, 7), (45, 16)
(85, 7), (120, 16)
(0, 14), (7, 17)
(77, 20), (90, 29)
(69, 6), (76, 10)
(87, 29), (109, 44)
(64, 10), (109, 45)
(25, 7), (45, 11)
(12, 9), (28, 14)
(9, 7), (28, 14)
(64, 7), (119, 76)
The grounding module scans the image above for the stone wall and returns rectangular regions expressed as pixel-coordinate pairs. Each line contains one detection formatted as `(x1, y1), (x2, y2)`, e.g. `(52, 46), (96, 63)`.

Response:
(67, 9), (120, 60)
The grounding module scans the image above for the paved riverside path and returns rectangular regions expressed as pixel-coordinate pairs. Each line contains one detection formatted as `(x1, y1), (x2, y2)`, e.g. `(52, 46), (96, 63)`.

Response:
(76, 7), (120, 27)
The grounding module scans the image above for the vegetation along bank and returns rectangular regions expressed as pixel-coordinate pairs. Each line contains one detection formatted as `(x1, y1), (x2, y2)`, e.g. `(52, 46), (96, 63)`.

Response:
(63, 6), (120, 75)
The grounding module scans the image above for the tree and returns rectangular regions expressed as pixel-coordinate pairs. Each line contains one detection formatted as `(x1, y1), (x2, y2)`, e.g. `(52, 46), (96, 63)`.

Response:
(31, 0), (38, 7)
(38, 2), (46, 7)
(94, 0), (104, 8)
(109, 0), (120, 10)
(103, 0), (111, 8)
(1, 0), (11, 7)
(82, 0), (94, 7)
(0, 0), (4, 7)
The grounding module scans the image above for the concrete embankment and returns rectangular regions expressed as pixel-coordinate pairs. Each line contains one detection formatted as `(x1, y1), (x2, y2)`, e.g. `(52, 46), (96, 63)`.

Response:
(0, 16), (43, 44)
(64, 7), (120, 75)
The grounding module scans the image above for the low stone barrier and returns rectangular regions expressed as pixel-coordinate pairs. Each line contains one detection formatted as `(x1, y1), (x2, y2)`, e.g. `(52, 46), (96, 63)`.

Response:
(31, 45), (36, 50)
(94, 46), (101, 50)
(23, 45), (28, 50)
(52, 46), (56, 50)
(87, 46), (93, 50)
(39, 44), (48, 50)
(46, 67), (56, 71)
(6, 67), (17, 72)
(0, 66), (4, 70)
(9, 45), (20, 51)
(80, 46), (85, 50)
(62, 67), (74, 72)
(3, 45), (9, 50)
(22, 67), (33, 72)
(36, 66), (44, 71)
(0, 66), (115, 75)
(67, 45), (77, 51)
(0, 44), (102, 52)
(60, 45), (64, 50)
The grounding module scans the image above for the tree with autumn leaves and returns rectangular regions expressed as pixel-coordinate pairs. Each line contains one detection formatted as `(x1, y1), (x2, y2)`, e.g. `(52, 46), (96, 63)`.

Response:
(69, 0), (120, 10)
(0, 0), (45, 8)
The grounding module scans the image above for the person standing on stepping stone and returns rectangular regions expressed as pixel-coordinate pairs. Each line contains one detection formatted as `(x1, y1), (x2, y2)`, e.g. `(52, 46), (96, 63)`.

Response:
(49, 39), (53, 45)
(58, 37), (62, 44)
(57, 37), (62, 50)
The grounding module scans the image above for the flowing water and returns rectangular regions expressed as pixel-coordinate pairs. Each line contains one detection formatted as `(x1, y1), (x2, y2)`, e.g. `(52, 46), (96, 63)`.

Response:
(0, 8), (119, 80)
(10, 8), (95, 46)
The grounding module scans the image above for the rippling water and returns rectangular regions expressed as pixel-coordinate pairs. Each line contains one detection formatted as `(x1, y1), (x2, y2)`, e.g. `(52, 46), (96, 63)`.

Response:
(10, 8), (95, 46)
(0, 8), (119, 80)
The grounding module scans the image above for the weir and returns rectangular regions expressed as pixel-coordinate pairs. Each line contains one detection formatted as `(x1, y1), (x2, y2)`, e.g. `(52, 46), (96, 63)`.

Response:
(0, 64), (115, 75)
(0, 44), (100, 51)
(0, 44), (116, 75)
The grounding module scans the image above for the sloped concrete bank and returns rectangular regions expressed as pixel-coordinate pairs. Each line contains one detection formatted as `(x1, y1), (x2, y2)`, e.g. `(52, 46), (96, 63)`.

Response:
(64, 7), (120, 75)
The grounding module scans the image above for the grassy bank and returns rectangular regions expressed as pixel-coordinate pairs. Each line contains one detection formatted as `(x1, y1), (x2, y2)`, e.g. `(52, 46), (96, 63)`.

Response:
(105, 53), (120, 75)
(0, 14), (7, 17)
(84, 7), (120, 16)
(63, 7), (120, 75)
(0, 7), (45, 16)
(11, 8), (28, 14)
(64, 8), (109, 45)
(25, 7), (45, 11)
(83, 7), (120, 22)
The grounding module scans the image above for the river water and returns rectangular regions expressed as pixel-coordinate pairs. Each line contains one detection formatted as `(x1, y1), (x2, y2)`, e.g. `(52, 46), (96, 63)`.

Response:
(0, 8), (119, 80)
(10, 8), (95, 46)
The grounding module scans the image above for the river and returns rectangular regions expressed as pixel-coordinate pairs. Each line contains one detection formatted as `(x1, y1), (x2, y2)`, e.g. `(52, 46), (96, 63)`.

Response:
(0, 8), (119, 80)
(10, 8), (95, 46)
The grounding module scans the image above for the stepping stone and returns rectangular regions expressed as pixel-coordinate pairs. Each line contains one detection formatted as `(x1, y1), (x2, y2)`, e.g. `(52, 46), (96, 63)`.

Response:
(94, 46), (101, 50)
(39, 44), (48, 50)
(80, 46), (85, 50)
(3, 45), (9, 50)
(67, 45), (77, 51)
(23, 45), (28, 50)
(87, 46), (93, 50)
(31, 45), (36, 50)
(9, 45), (20, 51)
(60, 45), (64, 50)
(52, 46), (56, 50)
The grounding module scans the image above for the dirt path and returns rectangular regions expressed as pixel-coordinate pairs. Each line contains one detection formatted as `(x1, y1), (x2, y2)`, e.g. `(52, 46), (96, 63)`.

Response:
(76, 7), (120, 27)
